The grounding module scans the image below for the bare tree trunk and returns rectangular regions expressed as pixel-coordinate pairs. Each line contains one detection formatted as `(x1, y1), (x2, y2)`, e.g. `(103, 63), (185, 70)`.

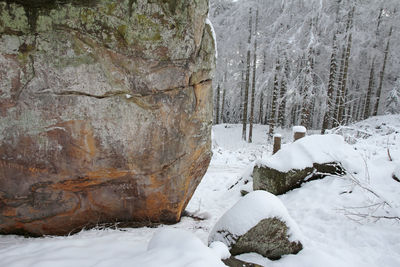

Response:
(321, 1), (341, 134)
(363, 59), (375, 119)
(269, 58), (280, 136)
(333, 46), (346, 127)
(249, 9), (259, 143)
(337, 7), (354, 125)
(259, 51), (267, 125)
(301, 50), (313, 128)
(221, 86), (226, 123)
(240, 70), (244, 121)
(221, 71), (227, 123)
(278, 57), (288, 127)
(373, 26), (392, 116)
(376, 8), (383, 35)
(264, 94), (270, 126)
(215, 84), (220, 124)
(238, 41), (244, 124)
(356, 95), (364, 122)
(259, 92), (264, 124)
(242, 8), (252, 141)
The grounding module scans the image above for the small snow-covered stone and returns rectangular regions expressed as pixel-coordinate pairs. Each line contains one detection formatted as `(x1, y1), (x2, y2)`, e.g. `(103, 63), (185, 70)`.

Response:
(293, 125), (307, 133)
(208, 191), (303, 260)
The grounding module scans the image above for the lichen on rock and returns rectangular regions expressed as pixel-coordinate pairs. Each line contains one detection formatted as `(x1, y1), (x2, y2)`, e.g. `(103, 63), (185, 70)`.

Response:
(0, 0), (215, 236)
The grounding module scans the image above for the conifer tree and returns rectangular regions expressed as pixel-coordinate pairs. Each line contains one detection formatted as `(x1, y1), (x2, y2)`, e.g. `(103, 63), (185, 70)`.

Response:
(385, 79), (400, 114)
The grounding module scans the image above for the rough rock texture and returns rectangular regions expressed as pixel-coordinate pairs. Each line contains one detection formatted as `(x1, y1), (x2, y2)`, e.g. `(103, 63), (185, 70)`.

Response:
(209, 191), (303, 261)
(0, 0), (215, 236)
(253, 162), (345, 195)
(230, 217), (303, 260)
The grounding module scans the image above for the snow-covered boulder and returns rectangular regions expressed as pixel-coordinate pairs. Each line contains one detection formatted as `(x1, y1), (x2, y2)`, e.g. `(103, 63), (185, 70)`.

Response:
(208, 191), (303, 260)
(253, 134), (361, 195)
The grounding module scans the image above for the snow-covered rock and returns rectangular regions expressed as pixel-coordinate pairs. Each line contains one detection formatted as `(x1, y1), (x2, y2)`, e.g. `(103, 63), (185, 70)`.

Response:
(293, 126), (307, 133)
(208, 191), (303, 260)
(253, 134), (362, 194)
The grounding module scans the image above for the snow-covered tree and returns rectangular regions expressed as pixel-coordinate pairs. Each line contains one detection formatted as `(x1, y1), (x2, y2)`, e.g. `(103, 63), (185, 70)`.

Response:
(385, 79), (400, 114)
(209, 0), (400, 128)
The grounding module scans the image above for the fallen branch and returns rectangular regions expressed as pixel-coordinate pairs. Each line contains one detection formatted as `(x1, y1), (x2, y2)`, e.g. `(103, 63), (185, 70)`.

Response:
(338, 166), (399, 223)
(341, 210), (400, 223)
(387, 148), (392, 161)
(346, 171), (390, 207)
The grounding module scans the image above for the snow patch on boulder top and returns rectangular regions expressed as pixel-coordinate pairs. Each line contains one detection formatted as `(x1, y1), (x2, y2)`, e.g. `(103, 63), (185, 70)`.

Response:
(257, 134), (362, 173)
(208, 190), (303, 248)
(293, 125), (307, 133)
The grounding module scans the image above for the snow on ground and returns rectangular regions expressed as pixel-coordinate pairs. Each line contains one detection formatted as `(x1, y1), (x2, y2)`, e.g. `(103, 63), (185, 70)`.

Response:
(0, 227), (227, 267)
(1, 117), (400, 266)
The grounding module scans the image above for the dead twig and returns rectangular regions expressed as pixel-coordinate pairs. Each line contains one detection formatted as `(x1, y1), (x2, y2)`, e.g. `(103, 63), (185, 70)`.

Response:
(387, 137), (393, 161)
(338, 164), (399, 223)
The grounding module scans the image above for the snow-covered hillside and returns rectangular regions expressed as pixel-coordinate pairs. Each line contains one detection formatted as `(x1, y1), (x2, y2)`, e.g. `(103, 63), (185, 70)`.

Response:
(1, 115), (400, 267)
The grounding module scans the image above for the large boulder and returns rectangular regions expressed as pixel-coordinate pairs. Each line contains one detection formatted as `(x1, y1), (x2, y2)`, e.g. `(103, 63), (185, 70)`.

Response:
(209, 191), (303, 260)
(0, 0), (215, 236)
(253, 134), (361, 195)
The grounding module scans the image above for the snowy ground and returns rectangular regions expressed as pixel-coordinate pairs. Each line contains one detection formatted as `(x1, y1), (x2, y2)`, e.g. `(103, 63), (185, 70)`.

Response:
(1, 115), (400, 267)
